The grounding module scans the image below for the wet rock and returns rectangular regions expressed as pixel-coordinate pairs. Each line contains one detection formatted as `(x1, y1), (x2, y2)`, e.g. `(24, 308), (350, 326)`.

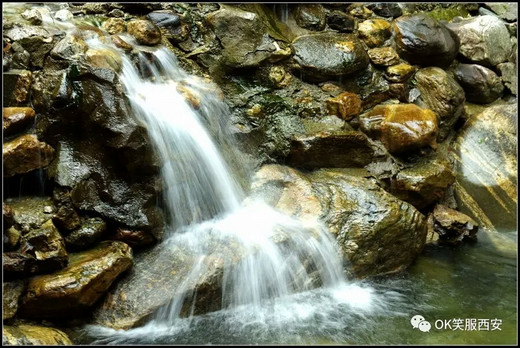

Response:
(6, 197), (55, 234)
(2, 325), (73, 345)
(394, 14), (460, 67)
(19, 220), (68, 274)
(326, 11), (356, 33)
(85, 48), (122, 71)
(101, 18), (125, 35)
(325, 92), (362, 120)
(3, 107), (35, 136)
(18, 241), (132, 319)
(50, 34), (88, 61)
(447, 15), (513, 67)
(454, 63), (504, 104)
(4, 25), (57, 69)
(250, 165), (427, 278)
(52, 187), (81, 232)
(110, 227), (156, 248)
(360, 104), (438, 154)
(268, 66), (292, 88)
(3, 135), (55, 178)
(147, 11), (181, 30)
(384, 63), (415, 83)
(127, 20), (162, 46)
(451, 102), (517, 232)
(294, 4), (326, 31)
(414, 67), (465, 141)
(64, 217), (107, 251)
(4, 227), (21, 251)
(432, 205), (478, 245)
(347, 4), (373, 19)
(3, 280), (25, 320)
(3, 252), (38, 278)
(207, 6), (291, 68)
(3, 69), (32, 106)
(484, 3), (517, 22)
(111, 35), (133, 52)
(390, 157), (456, 210)
(21, 9), (42, 25)
(3, 204), (15, 231)
(176, 83), (201, 109)
(366, 3), (403, 18)
(367, 47), (400, 66)
(358, 19), (392, 48)
(497, 62), (517, 95)
(292, 32), (369, 82)
(54, 9), (73, 22)
(287, 130), (388, 169)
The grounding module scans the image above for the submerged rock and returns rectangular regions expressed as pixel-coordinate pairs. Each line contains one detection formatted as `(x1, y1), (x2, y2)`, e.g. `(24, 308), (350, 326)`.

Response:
(294, 4), (326, 31)
(393, 14), (459, 67)
(292, 32), (369, 82)
(454, 63), (504, 104)
(3, 135), (55, 178)
(127, 20), (161, 45)
(18, 241), (132, 319)
(3, 280), (26, 320)
(251, 165), (427, 278)
(360, 104), (438, 154)
(3, 107), (35, 136)
(414, 67), (465, 141)
(432, 205), (478, 245)
(2, 325), (73, 345)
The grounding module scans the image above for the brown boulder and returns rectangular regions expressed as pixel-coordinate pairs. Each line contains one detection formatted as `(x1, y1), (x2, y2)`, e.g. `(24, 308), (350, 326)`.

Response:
(3, 135), (55, 178)
(3, 107), (35, 136)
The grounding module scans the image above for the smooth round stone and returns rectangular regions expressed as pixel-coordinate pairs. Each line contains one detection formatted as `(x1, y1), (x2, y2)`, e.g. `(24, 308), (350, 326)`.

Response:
(454, 63), (504, 104)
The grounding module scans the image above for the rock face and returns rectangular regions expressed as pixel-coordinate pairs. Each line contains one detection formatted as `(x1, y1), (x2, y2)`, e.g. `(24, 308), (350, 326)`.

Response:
(447, 15), (513, 67)
(325, 92), (362, 120)
(250, 165), (427, 278)
(18, 241), (132, 319)
(3, 135), (55, 178)
(292, 32), (370, 82)
(454, 63), (504, 104)
(451, 101), (517, 232)
(206, 6), (291, 68)
(360, 104), (438, 154)
(294, 4), (326, 31)
(3, 107), (35, 136)
(432, 205), (478, 245)
(126, 20), (161, 45)
(414, 67), (465, 141)
(2, 325), (73, 345)
(393, 14), (460, 67)
(3, 280), (26, 319)
(286, 131), (388, 169)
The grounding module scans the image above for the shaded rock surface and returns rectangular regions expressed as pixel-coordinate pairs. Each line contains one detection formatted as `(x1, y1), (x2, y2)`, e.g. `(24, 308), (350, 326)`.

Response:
(454, 63), (504, 104)
(18, 241), (132, 319)
(64, 217), (107, 251)
(497, 62), (517, 95)
(326, 92), (362, 120)
(2, 325), (73, 345)
(294, 4), (326, 31)
(7, 197), (55, 234)
(3, 70), (33, 107)
(326, 11), (356, 32)
(432, 204), (479, 245)
(3, 135), (55, 178)
(3, 280), (26, 320)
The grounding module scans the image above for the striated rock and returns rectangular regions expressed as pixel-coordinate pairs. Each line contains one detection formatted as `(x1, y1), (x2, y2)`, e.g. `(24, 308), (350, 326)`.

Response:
(3, 107), (35, 136)
(384, 63), (415, 83)
(366, 3), (403, 18)
(3, 135), (55, 178)
(110, 227), (156, 248)
(295, 4), (326, 31)
(292, 32), (369, 82)
(325, 92), (362, 120)
(497, 62), (517, 95)
(3, 280), (26, 319)
(414, 67), (465, 141)
(127, 19), (161, 45)
(367, 47), (400, 66)
(64, 217), (107, 251)
(52, 187), (81, 232)
(432, 205), (478, 245)
(326, 11), (356, 32)
(50, 34), (88, 61)
(2, 325), (73, 345)
(358, 19), (392, 48)
(19, 220), (68, 274)
(451, 102), (517, 232)
(287, 130), (388, 169)
(250, 165), (427, 278)
(3, 69), (32, 106)
(360, 104), (438, 154)
(101, 18), (125, 35)
(207, 6), (291, 69)
(18, 241), (132, 319)
(454, 63), (504, 104)
(447, 15), (513, 67)
(390, 157), (456, 210)
(394, 14), (459, 67)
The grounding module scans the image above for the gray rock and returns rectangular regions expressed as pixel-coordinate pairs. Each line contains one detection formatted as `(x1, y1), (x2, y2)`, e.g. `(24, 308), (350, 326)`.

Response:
(292, 32), (369, 82)
(484, 3), (517, 22)
(50, 34), (88, 61)
(447, 15), (513, 67)
(454, 63), (504, 104)
(21, 9), (42, 25)
(497, 62), (517, 95)
(294, 4), (326, 31)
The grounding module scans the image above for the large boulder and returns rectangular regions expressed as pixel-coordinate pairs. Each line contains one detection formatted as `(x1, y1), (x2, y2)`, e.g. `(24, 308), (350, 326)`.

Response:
(18, 241), (132, 319)
(291, 32), (370, 82)
(250, 165), (427, 278)
(454, 63), (504, 104)
(3, 325), (73, 345)
(447, 15), (513, 67)
(393, 14), (460, 67)
(414, 67), (465, 141)
(3, 135), (55, 178)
